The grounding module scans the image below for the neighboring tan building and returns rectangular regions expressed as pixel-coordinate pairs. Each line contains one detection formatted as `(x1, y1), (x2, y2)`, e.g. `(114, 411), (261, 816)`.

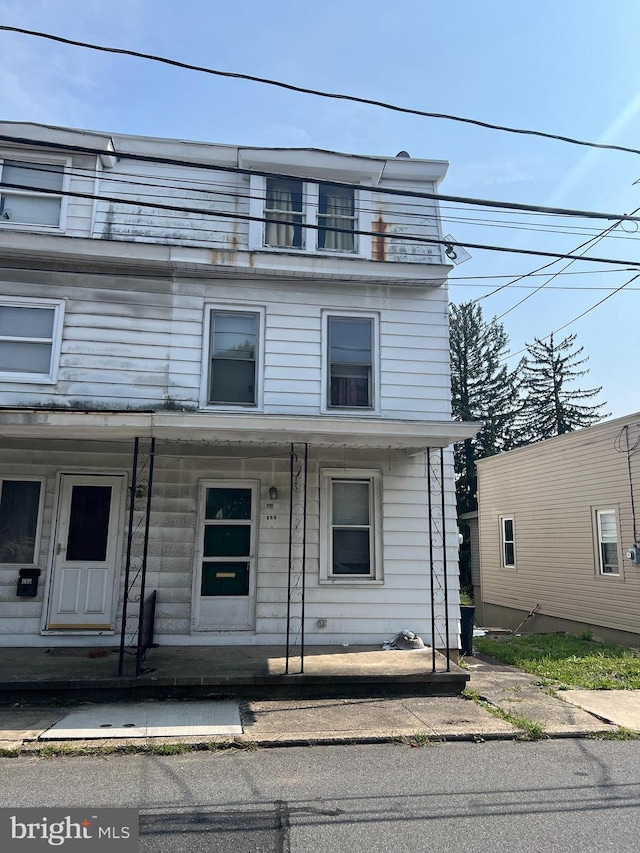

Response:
(477, 413), (640, 644)
(0, 121), (477, 662)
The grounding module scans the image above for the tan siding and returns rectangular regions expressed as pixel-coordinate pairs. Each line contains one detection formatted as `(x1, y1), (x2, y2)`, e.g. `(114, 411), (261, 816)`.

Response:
(478, 418), (640, 635)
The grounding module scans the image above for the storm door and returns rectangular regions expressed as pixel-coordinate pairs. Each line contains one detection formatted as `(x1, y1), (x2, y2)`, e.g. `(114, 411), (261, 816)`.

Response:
(194, 482), (257, 630)
(46, 475), (124, 630)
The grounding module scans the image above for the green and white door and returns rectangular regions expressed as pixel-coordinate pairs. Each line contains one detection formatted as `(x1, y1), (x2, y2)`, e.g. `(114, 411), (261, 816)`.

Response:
(194, 481), (258, 631)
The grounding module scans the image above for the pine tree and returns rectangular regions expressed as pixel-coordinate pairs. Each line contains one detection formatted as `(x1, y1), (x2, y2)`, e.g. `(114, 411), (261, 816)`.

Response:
(450, 302), (521, 514)
(519, 332), (609, 442)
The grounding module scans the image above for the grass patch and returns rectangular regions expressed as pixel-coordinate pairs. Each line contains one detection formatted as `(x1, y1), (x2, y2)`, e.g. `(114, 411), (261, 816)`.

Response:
(397, 732), (440, 747)
(589, 727), (640, 741)
(476, 633), (640, 690)
(462, 687), (546, 740)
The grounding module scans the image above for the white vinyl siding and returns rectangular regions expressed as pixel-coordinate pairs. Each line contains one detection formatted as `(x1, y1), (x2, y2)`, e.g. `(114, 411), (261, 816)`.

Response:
(0, 274), (450, 418)
(0, 297), (64, 384)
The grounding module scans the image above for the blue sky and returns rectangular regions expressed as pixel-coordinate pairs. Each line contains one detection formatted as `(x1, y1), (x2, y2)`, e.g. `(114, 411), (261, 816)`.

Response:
(1, 0), (638, 417)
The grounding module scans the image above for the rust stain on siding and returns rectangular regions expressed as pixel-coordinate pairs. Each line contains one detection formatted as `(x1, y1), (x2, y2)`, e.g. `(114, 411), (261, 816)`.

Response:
(372, 216), (388, 262)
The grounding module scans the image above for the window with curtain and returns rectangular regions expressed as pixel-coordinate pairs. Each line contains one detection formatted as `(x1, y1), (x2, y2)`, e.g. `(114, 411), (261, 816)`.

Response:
(596, 510), (619, 575)
(208, 311), (258, 405)
(328, 316), (372, 408)
(0, 159), (65, 227)
(318, 184), (355, 252)
(264, 177), (304, 248)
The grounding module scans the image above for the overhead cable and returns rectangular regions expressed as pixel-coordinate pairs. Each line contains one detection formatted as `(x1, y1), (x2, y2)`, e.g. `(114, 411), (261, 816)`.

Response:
(2, 25), (640, 158)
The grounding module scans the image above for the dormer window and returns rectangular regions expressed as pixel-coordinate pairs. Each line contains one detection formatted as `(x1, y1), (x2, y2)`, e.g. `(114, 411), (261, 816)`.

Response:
(0, 158), (67, 228)
(261, 177), (357, 253)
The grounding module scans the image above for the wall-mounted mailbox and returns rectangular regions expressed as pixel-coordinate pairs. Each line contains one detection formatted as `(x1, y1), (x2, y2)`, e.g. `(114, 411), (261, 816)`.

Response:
(16, 568), (41, 597)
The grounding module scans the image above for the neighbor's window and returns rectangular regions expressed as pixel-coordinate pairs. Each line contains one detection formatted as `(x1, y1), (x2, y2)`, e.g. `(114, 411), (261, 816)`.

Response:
(596, 510), (619, 575)
(0, 478), (43, 565)
(0, 298), (64, 383)
(208, 310), (258, 405)
(501, 516), (515, 567)
(328, 316), (373, 408)
(0, 159), (65, 227)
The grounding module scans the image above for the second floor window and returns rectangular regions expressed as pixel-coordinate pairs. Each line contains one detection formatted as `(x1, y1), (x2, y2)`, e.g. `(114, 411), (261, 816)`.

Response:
(0, 159), (65, 228)
(263, 178), (356, 253)
(208, 310), (258, 406)
(328, 316), (373, 408)
(0, 298), (64, 383)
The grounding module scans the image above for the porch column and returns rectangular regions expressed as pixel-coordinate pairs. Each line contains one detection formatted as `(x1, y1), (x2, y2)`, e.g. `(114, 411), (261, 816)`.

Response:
(285, 442), (308, 674)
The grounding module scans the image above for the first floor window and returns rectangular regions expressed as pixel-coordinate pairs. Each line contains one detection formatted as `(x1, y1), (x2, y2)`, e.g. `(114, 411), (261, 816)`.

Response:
(0, 298), (64, 382)
(596, 509), (619, 575)
(320, 468), (382, 582)
(501, 516), (515, 567)
(328, 316), (373, 408)
(0, 478), (43, 564)
(0, 159), (65, 227)
(208, 310), (258, 405)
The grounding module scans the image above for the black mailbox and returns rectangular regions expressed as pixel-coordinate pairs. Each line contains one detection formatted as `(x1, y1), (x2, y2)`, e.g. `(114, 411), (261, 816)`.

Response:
(16, 568), (41, 597)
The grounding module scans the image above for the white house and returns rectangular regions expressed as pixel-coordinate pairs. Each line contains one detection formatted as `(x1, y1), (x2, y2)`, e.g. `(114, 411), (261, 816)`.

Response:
(0, 122), (477, 664)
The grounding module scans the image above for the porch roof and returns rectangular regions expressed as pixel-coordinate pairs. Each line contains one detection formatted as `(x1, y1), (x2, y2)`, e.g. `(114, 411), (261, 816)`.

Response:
(0, 409), (479, 451)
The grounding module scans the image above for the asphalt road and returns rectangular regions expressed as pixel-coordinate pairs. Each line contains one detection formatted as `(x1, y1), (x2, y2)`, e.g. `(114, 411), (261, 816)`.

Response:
(2, 740), (640, 852)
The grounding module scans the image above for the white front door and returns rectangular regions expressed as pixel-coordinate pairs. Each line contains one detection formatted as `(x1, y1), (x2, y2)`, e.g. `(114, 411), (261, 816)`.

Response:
(194, 481), (258, 631)
(46, 475), (124, 631)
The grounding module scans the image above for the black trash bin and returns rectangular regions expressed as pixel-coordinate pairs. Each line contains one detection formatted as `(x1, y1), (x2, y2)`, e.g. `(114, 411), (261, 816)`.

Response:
(460, 604), (475, 656)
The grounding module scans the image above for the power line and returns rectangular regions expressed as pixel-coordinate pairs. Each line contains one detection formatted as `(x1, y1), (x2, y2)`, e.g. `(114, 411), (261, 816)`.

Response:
(501, 271), (640, 362)
(4, 131), (640, 227)
(3, 176), (640, 270)
(2, 25), (640, 159)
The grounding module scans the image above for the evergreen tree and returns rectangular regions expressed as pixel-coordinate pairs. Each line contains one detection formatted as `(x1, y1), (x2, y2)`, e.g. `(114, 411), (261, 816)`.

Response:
(449, 302), (521, 515)
(519, 332), (608, 442)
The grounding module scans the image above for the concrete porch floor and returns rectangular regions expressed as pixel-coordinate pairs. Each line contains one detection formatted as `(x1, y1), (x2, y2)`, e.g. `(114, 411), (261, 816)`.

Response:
(0, 644), (468, 702)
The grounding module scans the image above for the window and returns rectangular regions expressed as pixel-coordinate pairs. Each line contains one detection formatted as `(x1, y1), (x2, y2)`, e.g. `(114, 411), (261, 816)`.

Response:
(320, 469), (382, 583)
(206, 309), (260, 406)
(327, 315), (374, 409)
(501, 516), (515, 567)
(0, 478), (44, 565)
(0, 158), (66, 228)
(262, 177), (357, 253)
(0, 298), (64, 383)
(596, 510), (620, 575)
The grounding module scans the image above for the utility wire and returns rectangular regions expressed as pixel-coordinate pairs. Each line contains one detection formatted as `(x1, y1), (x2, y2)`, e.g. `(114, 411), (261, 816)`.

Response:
(2, 25), (640, 159)
(4, 132), (640, 227)
(493, 209), (640, 320)
(3, 177), (640, 269)
(501, 271), (640, 362)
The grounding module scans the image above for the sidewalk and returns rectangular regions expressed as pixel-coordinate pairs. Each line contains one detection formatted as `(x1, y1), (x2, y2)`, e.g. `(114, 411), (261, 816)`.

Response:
(2, 652), (637, 754)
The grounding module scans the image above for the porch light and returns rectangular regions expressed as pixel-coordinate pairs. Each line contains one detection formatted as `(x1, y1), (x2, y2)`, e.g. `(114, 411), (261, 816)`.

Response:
(269, 486), (278, 500)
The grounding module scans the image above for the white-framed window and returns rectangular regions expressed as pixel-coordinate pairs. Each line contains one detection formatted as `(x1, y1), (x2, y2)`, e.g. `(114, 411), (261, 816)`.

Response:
(0, 476), (45, 566)
(319, 468), (383, 583)
(321, 311), (379, 413)
(500, 516), (516, 568)
(250, 175), (369, 256)
(0, 156), (69, 229)
(0, 297), (65, 384)
(201, 305), (264, 409)
(595, 509), (620, 575)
